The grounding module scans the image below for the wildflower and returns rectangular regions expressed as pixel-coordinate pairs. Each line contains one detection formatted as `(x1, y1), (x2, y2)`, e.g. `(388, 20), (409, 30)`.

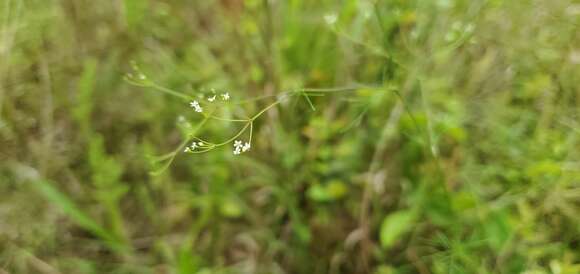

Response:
(242, 142), (251, 152)
(184, 147), (191, 152)
(221, 92), (230, 100)
(232, 139), (250, 155)
(189, 100), (203, 113)
(233, 140), (245, 155)
(234, 140), (242, 148)
(207, 95), (216, 102)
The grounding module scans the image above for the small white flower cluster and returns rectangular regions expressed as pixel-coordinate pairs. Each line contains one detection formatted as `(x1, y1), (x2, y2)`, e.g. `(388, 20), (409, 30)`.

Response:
(184, 141), (205, 152)
(207, 92), (230, 102)
(190, 100), (203, 112)
(233, 140), (251, 155)
(190, 92), (230, 112)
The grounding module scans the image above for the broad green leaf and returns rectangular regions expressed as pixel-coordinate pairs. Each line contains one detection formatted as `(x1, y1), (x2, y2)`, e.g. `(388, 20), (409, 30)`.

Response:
(380, 209), (417, 249)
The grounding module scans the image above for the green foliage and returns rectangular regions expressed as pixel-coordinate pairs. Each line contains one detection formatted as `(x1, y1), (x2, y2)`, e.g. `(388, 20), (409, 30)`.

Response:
(123, 0), (148, 30)
(1, 0), (579, 273)
(379, 209), (418, 250)
(307, 180), (348, 202)
(32, 180), (123, 252)
(73, 58), (98, 135)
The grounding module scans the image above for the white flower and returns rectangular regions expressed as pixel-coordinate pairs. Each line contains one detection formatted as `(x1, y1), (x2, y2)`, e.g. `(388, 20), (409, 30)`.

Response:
(207, 95), (216, 102)
(232, 140), (250, 155)
(242, 142), (251, 152)
(233, 140), (246, 155)
(189, 100), (203, 113)
(221, 92), (230, 100)
(184, 147), (191, 152)
(234, 140), (242, 148)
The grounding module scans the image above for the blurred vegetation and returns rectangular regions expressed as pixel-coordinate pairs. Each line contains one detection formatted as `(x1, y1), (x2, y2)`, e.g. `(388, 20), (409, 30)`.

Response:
(1, 0), (579, 273)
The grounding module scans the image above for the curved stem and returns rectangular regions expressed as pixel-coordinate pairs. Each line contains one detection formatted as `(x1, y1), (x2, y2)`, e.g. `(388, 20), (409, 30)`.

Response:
(251, 100), (282, 121)
(213, 122), (250, 146)
(189, 136), (214, 146)
(248, 122), (254, 143)
(203, 113), (249, 123)
(188, 147), (216, 154)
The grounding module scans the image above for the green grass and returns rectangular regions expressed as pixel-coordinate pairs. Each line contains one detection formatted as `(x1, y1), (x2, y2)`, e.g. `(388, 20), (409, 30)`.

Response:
(1, 0), (579, 273)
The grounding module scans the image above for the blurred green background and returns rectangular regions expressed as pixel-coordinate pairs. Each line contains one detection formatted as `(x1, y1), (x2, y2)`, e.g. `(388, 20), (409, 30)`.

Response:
(1, 0), (579, 273)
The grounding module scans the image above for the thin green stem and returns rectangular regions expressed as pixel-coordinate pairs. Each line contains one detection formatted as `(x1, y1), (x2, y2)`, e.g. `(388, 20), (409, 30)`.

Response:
(248, 122), (254, 143)
(188, 147), (216, 154)
(202, 112), (249, 123)
(301, 86), (366, 93)
(228, 94), (282, 104)
(149, 83), (193, 101)
(251, 100), (282, 121)
(329, 27), (409, 71)
(301, 90), (316, 111)
(213, 122), (250, 146)
(190, 136), (214, 147)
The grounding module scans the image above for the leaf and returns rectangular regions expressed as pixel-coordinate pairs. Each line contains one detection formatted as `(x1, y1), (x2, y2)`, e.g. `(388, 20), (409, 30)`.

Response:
(177, 248), (202, 274)
(307, 180), (347, 202)
(33, 180), (123, 251)
(72, 58), (98, 135)
(483, 210), (512, 251)
(219, 198), (243, 218)
(379, 209), (417, 249)
(307, 184), (330, 202)
(89, 135), (123, 187)
(123, 0), (147, 30)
